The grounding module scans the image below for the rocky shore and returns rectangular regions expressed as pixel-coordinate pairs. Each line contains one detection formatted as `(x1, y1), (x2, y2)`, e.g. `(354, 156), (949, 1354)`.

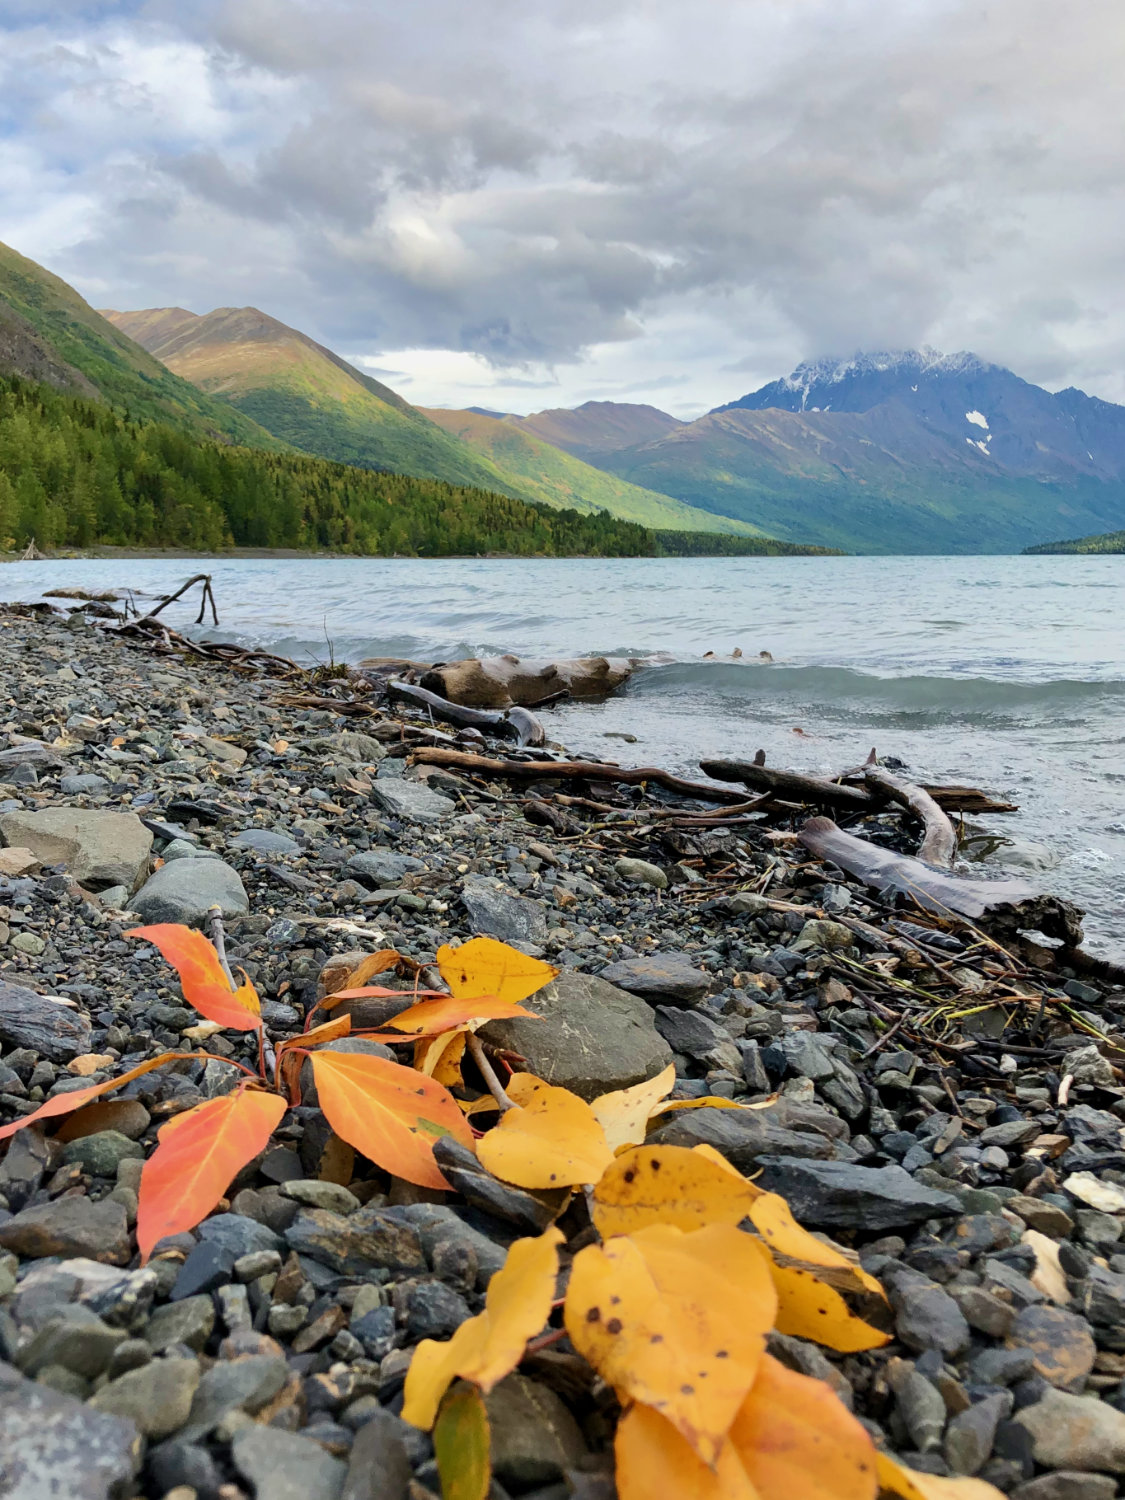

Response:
(2, 600), (1125, 1500)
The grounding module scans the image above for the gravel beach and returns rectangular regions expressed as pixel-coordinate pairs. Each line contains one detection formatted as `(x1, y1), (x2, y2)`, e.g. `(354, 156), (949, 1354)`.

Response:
(2, 599), (1125, 1500)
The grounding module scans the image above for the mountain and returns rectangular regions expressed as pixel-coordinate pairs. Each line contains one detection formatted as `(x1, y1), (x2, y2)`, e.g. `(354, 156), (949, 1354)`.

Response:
(0, 241), (281, 448)
(562, 350), (1125, 553)
(418, 407), (766, 535)
(507, 400), (684, 463)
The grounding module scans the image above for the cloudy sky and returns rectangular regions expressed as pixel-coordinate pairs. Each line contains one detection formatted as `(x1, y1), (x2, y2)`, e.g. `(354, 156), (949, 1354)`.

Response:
(2, 0), (1123, 416)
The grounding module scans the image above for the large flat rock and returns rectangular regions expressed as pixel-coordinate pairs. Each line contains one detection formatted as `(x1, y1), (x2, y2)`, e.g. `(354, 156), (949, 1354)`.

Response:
(131, 858), (249, 926)
(0, 979), (93, 1062)
(0, 808), (152, 891)
(479, 969), (672, 1101)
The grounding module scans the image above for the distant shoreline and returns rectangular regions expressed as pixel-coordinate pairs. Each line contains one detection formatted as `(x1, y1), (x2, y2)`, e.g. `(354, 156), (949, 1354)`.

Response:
(1, 545), (842, 563)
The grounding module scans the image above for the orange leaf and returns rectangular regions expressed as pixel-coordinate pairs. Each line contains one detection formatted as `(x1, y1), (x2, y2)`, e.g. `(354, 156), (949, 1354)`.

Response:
(565, 1223), (777, 1466)
(345, 949), (413, 987)
(731, 1354), (877, 1500)
(127, 924), (262, 1031)
(591, 1144), (762, 1238)
(0, 1051), (184, 1144)
(437, 937), (558, 1004)
(589, 1064), (676, 1153)
(375, 994), (541, 1039)
(287, 1016), (352, 1050)
(320, 985), (444, 1009)
(136, 1087), (287, 1261)
(309, 1050), (474, 1190)
(615, 1402), (757, 1500)
(476, 1075), (614, 1189)
(403, 1226), (563, 1429)
(875, 1453), (1006, 1500)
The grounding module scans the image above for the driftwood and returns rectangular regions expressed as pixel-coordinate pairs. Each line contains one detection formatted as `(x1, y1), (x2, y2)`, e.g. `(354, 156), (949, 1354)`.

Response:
(702, 755), (1017, 815)
(386, 680), (545, 749)
(798, 816), (1083, 942)
(864, 765), (956, 868)
(408, 748), (752, 804)
(420, 654), (639, 709)
(131, 573), (219, 628)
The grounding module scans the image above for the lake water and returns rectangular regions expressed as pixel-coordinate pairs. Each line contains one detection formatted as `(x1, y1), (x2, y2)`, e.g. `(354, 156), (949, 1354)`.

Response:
(2, 554), (1123, 957)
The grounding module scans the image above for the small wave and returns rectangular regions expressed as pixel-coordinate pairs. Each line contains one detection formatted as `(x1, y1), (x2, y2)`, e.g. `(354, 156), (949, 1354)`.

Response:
(628, 662), (1125, 717)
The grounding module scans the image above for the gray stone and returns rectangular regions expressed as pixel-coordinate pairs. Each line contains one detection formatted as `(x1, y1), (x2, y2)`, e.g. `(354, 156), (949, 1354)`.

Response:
(0, 1195), (130, 1264)
(395, 1203), (507, 1289)
(792, 919), (855, 952)
(654, 1006), (741, 1071)
(484, 1374), (588, 1490)
(15, 1307), (127, 1380)
(980, 1118), (1041, 1148)
(479, 969), (672, 1101)
(432, 1136), (566, 1233)
(779, 1031), (837, 1082)
(90, 1356), (201, 1439)
(1012, 1475), (1117, 1500)
(0, 807), (152, 890)
(60, 1130), (145, 1178)
(341, 1409), (411, 1500)
(59, 773), (110, 795)
(951, 1285), (1018, 1339)
(312, 730), (388, 765)
(178, 1353), (290, 1441)
(131, 857), (249, 925)
(751, 1158), (962, 1230)
(286, 1205), (427, 1276)
(884, 1264), (972, 1357)
(0, 1362), (140, 1498)
(944, 1391), (1008, 1475)
(197, 1213), (282, 1260)
(369, 779), (455, 823)
(0, 980), (93, 1062)
(598, 953), (712, 1007)
(613, 856), (667, 889)
(405, 1280), (472, 1341)
(1014, 1386), (1125, 1471)
(647, 1107), (837, 1171)
(461, 878), (547, 945)
(1009, 1304), (1097, 1391)
(345, 848), (425, 886)
(230, 828), (300, 855)
(232, 1423), (347, 1500)
(890, 1365), (947, 1452)
(280, 1180), (361, 1215)
(145, 1295), (216, 1353)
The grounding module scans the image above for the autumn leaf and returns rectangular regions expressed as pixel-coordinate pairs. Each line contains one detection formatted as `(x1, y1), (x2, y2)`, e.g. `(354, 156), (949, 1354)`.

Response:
(345, 949), (415, 988)
(403, 1226), (563, 1429)
(476, 1075), (614, 1189)
(415, 1029), (469, 1088)
(615, 1402), (757, 1500)
(565, 1222), (777, 1466)
(747, 1194), (890, 1352)
(290, 1016), (352, 1049)
(434, 1383), (491, 1500)
(651, 1095), (778, 1117)
(591, 1144), (761, 1238)
(127, 924), (261, 1031)
(590, 1064), (676, 1153)
(310, 1050), (475, 1190)
(0, 1051), (184, 1144)
(437, 937), (558, 1004)
(876, 1452), (1006, 1500)
(374, 993), (541, 1039)
(137, 1087), (287, 1261)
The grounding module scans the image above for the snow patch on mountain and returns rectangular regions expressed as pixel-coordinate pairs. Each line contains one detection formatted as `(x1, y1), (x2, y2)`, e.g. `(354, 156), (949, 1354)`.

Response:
(966, 410), (989, 429)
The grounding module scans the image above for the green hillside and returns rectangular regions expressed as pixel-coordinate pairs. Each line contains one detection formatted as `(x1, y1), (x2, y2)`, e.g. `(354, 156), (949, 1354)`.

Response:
(0, 242), (281, 448)
(1024, 529), (1125, 554)
(419, 407), (767, 535)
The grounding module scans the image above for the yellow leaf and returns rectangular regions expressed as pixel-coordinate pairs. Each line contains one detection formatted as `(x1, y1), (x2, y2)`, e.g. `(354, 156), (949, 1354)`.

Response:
(434, 1383), (491, 1500)
(477, 1075), (614, 1189)
(590, 1064), (676, 1152)
(565, 1222), (777, 1467)
(437, 937), (558, 1004)
(616, 1356), (879, 1500)
(591, 1144), (762, 1238)
(415, 1028), (468, 1088)
(402, 1227), (563, 1429)
(876, 1452), (1006, 1500)
(650, 1095), (778, 1117)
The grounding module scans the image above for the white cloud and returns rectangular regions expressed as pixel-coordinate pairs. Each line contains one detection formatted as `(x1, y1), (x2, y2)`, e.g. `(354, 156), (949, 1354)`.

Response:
(3, 0), (1125, 410)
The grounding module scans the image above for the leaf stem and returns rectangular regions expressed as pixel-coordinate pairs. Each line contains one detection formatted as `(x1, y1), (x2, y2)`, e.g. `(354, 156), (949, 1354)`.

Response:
(523, 1326), (568, 1357)
(207, 904), (236, 987)
(466, 1033), (515, 1112)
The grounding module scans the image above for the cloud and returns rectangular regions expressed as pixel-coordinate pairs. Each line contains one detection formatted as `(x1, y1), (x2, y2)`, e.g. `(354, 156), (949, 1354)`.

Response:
(2, 0), (1125, 410)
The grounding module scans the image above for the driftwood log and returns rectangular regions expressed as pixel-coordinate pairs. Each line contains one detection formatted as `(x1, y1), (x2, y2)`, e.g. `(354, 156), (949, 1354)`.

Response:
(386, 680), (545, 748)
(701, 756), (1017, 815)
(798, 816), (1083, 942)
(408, 747), (753, 805)
(420, 654), (639, 709)
(863, 765), (956, 867)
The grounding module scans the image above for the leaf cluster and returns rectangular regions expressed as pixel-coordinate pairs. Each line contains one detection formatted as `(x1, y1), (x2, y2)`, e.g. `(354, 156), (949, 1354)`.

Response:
(0, 926), (1002, 1500)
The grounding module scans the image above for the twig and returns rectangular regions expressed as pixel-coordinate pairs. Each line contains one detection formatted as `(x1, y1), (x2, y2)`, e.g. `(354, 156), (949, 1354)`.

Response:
(467, 1033), (515, 1112)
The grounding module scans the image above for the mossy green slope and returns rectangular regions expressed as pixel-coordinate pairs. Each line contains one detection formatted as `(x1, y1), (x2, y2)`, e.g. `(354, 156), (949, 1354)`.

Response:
(0, 242), (281, 447)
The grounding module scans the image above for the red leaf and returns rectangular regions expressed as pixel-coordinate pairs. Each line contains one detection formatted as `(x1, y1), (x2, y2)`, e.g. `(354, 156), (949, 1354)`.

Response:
(136, 1087), (287, 1261)
(127, 924), (262, 1031)
(0, 1051), (185, 1144)
(310, 1050), (475, 1190)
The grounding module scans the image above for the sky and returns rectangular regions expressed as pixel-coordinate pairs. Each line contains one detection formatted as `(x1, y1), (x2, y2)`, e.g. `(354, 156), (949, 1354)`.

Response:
(1, 0), (1124, 417)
